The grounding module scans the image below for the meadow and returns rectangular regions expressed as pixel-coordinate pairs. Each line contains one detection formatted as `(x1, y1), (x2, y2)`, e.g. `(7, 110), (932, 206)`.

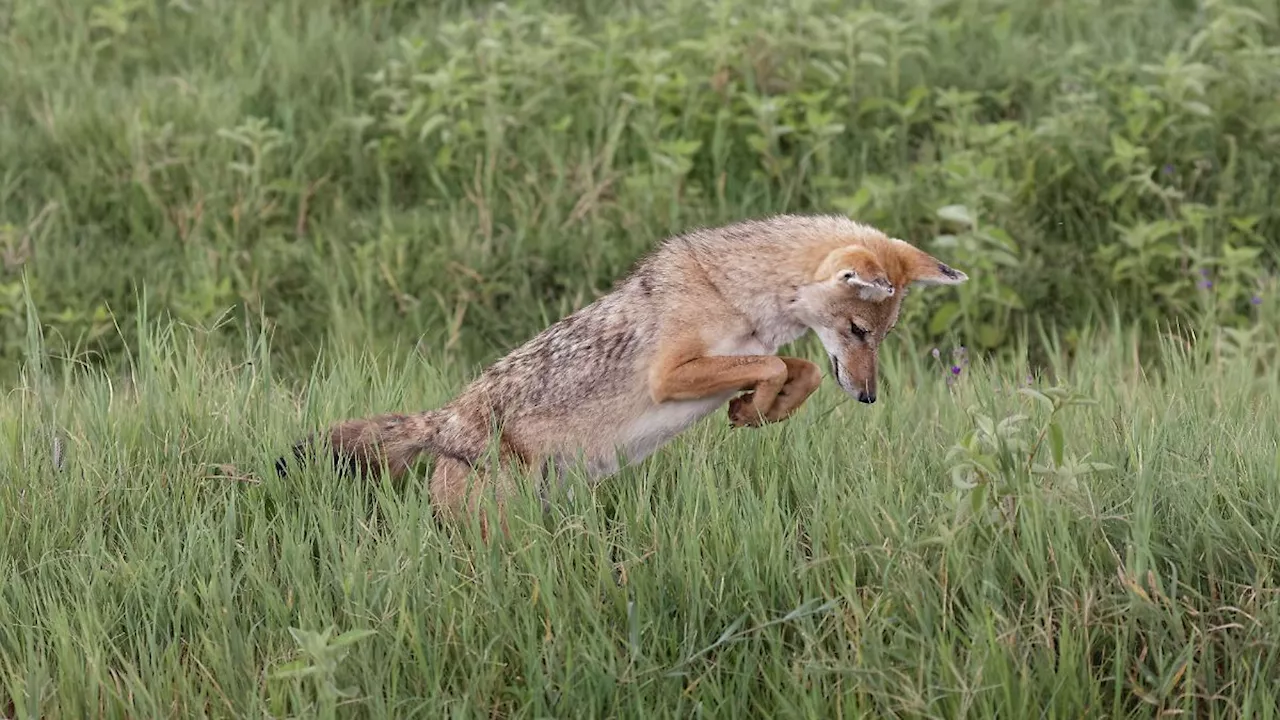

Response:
(2, 0), (1280, 716)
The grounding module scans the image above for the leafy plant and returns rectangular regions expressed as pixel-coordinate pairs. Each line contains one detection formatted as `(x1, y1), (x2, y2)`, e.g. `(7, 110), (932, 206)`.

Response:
(272, 625), (377, 719)
(945, 384), (1116, 533)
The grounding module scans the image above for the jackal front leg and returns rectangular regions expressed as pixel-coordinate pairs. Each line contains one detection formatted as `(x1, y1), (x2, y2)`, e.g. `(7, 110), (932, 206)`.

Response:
(727, 356), (822, 428)
(649, 354), (794, 424)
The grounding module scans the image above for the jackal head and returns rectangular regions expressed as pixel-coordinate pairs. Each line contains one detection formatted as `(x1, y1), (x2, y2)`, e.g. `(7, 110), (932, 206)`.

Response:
(794, 239), (967, 404)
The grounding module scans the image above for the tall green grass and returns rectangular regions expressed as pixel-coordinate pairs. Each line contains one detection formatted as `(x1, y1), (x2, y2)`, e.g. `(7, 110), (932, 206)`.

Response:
(2, 310), (1279, 717)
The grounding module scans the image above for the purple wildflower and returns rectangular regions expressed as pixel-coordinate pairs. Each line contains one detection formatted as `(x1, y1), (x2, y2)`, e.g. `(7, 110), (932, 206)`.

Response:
(939, 346), (967, 388)
(1252, 295), (1263, 306)
(1162, 164), (1175, 177)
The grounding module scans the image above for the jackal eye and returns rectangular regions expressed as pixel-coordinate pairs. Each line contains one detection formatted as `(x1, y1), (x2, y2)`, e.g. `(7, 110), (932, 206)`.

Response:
(849, 322), (868, 340)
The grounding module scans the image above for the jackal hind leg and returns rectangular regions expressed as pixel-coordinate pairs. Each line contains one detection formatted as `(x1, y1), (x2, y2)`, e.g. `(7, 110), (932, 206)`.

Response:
(728, 356), (822, 428)
(429, 453), (529, 541)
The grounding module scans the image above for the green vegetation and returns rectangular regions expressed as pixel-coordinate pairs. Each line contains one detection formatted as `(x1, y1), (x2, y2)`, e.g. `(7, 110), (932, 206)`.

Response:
(4, 317), (1280, 716)
(3, 0), (1280, 716)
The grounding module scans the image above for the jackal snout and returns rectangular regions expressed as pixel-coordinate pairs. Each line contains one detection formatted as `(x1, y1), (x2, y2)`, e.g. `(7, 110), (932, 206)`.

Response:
(827, 351), (877, 403)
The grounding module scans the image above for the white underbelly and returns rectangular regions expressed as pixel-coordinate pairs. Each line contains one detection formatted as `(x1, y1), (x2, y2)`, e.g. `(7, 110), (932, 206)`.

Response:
(548, 392), (730, 482)
(616, 392), (733, 467)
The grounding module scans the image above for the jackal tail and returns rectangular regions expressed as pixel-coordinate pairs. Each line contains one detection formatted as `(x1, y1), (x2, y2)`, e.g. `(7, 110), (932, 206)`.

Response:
(276, 410), (448, 479)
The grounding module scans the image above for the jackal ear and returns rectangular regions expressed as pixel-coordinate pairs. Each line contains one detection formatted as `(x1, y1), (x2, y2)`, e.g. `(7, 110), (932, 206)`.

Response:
(817, 246), (895, 302)
(838, 268), (896, 301)
(893, 239), (969, 287)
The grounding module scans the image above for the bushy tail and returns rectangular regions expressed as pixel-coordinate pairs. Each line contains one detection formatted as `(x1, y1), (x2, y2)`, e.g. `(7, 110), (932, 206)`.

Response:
(276, 410), (448, 480)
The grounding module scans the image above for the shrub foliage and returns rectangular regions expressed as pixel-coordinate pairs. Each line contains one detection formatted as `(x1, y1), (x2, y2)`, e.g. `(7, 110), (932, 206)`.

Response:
(1, 0), (1278, 370)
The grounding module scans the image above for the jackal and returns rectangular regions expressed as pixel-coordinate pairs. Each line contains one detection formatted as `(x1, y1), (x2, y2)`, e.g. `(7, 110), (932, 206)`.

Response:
(277, 214), (968, 534)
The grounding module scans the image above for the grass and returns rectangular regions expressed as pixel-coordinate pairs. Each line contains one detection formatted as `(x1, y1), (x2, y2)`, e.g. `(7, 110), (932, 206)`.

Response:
(3, 312), (1280, 717)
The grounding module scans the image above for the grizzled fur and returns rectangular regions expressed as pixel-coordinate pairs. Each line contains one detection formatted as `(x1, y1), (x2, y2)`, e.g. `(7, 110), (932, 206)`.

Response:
(277, 214), (968, 536)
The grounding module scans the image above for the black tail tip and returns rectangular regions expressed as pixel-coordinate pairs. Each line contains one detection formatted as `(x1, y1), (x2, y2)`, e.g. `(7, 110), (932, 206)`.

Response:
(274, 438), (313, 479)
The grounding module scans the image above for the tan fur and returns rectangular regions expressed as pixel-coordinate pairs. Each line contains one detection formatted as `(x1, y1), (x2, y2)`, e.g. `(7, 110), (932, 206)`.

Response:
(276, 214), (968, 538)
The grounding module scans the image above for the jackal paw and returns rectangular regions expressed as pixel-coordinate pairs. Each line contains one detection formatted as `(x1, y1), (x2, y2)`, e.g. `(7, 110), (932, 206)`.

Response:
(728, 393), (767, 428)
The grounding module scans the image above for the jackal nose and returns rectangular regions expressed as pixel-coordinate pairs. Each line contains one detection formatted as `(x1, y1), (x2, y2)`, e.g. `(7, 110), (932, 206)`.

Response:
(857, 390), (876, 404)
